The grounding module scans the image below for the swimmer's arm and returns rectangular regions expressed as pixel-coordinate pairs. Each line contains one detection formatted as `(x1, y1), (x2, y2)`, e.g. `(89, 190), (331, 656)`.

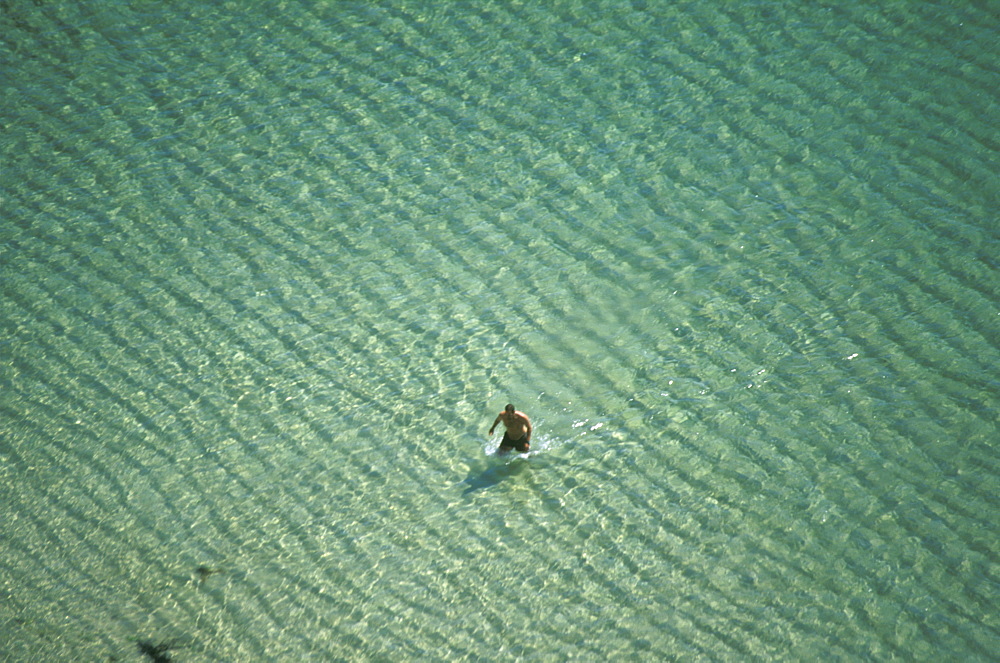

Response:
(525, 419), (532, 441)
(488, 414), (502, 436)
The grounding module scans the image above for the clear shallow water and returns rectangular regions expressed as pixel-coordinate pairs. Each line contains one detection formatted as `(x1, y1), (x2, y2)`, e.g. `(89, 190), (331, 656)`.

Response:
(1, 1), (997, 660)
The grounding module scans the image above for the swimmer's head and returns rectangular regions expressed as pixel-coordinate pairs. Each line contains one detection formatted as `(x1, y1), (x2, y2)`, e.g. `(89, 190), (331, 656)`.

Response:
(505, 403), (515, 413)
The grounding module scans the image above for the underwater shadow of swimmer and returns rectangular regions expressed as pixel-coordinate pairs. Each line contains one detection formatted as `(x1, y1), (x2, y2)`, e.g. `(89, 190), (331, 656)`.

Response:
(460, 459), (529, 495)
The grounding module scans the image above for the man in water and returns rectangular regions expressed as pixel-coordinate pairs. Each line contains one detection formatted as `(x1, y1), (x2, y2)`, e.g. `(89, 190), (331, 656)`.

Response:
(488, 403), (532, 455)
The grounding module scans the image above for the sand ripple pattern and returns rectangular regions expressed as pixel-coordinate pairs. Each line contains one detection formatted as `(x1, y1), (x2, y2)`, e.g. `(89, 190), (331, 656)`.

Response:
(2, 1), (997, 660)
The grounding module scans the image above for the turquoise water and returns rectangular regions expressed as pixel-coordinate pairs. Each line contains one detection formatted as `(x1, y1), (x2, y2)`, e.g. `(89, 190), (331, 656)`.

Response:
(2, 1), (997, 660)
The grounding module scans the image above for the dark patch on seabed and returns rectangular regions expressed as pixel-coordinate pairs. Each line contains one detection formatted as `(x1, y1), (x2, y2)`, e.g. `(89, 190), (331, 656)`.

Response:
(135, 639), (177, 662)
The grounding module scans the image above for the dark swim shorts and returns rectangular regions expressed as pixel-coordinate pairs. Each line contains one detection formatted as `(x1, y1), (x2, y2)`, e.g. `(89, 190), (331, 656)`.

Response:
(499, 432), (529, 453)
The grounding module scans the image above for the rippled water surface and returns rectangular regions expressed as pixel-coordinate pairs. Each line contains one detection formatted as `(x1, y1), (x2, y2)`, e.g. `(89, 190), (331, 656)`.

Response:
(2, 1), (997, 660)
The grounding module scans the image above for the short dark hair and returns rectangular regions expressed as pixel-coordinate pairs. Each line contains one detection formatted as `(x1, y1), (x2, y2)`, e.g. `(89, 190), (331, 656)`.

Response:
(505, 403), (515, 413)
